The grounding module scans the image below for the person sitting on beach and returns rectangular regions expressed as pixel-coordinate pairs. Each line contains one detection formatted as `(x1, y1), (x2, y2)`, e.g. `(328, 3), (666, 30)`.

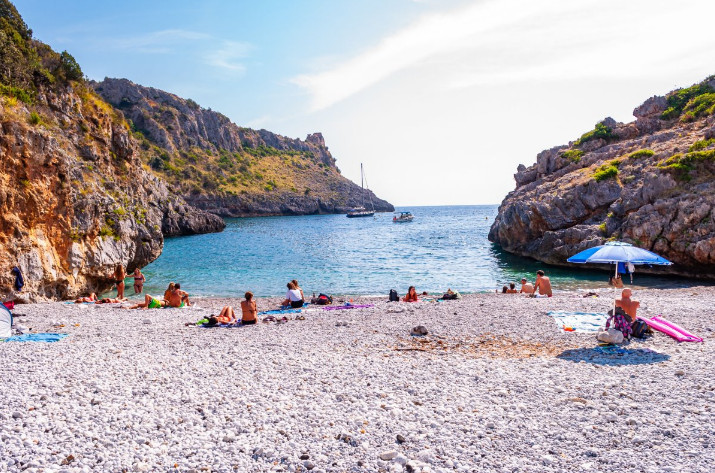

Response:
(282, 282), (304, 308)
(532, 270), (552, 297)
(291, 279), (305, 302)
(615, 288), (640, 325)
(166, 283), (190, 308)
(163, 282), (175, 302)
(241, 292), (258, 325)
(520, 278), (534, 294)
(74, 293), (98, 303)
(403, 286), (419, 302)
(608, 274), (624, 288)
(208, 306), (237, 325)
(133, 268), (146, 294)
(124, 294), (165, 309)
(507, 283), (518, 294)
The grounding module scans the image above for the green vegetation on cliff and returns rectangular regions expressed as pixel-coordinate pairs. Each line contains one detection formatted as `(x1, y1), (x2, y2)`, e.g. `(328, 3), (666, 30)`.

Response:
(0, 0), (83, 102)
(660, 77), (715, 121)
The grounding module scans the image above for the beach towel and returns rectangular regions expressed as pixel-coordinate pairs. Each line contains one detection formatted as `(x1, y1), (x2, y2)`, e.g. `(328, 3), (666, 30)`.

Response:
(259, 306), (307, 316)
(321, 304), (374, 311)
(4, 333), (69, 343)
(546, 311), (608, 333)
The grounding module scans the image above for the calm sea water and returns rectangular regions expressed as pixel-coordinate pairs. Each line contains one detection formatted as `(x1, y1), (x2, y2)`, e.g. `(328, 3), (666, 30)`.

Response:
(137, 205), (699, 298)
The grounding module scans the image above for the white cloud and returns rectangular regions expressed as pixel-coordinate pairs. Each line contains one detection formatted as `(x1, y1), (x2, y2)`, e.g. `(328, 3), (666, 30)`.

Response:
(205, 40), (252, 73)
(293, 0), (715, 111)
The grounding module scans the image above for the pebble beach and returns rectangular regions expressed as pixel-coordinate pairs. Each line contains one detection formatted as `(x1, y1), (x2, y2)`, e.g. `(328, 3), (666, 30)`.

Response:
(2, 288), (713, 473)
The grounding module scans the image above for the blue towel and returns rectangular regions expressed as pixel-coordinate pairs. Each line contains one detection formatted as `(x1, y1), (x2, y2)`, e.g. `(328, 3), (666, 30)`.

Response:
(5, 333), (69, 342)
(259, 303), (309, 316)
(546, 311), (608, 333)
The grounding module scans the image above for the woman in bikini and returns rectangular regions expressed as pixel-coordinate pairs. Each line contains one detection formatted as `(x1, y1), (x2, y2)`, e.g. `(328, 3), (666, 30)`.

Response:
(133, 268), (146, 294)
(74, 293), (98, 303)
(163, 282), (175, 302)
(113, 264), (126, 299)
(241, 292), (258, 325)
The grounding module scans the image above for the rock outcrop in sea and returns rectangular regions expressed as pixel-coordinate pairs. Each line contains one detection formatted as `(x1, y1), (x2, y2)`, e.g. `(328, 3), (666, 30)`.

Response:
(0, 0), (223, 300)
(489, 76), (715, 278)
(92, 78), (394, 217)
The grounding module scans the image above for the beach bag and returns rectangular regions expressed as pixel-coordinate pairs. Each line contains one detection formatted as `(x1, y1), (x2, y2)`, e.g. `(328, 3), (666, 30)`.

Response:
(606, 307), (632, 339)
(631, 319), (649, 339)
(389, 289), (399, 302)
(597, 328), (624, 345)
(316, 294), (332, 305)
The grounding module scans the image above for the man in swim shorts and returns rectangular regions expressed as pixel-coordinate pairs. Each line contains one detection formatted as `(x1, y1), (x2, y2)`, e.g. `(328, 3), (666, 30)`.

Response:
(532, 270), (552, 297)
(519, 278), (534, 294)
(165, 283), (190, 308)
(615, 288), (640, 324)
(124, 294), (166, 309)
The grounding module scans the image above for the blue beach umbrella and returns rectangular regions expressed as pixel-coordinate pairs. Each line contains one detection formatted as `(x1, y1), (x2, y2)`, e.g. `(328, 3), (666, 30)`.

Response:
(567, 241), (673, 266)
(568, 241), (672, 315)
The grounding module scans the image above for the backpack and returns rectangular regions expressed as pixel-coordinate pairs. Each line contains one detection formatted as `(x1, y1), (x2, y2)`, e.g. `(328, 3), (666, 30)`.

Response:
(631, 319), (649, 339)
(316, 293), (332, 305)
(389, 289), (399, 302)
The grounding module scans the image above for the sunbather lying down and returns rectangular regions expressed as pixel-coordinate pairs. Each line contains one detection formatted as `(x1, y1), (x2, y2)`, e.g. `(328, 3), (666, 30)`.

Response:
(124, 294), (167, 309)
(96, 297), (127, 304)
(74, 293), (98, 303)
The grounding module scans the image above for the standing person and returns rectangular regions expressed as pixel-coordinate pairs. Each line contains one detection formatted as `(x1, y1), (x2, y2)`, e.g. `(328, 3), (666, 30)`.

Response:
(282, 282), (304, 308)
(519, 278), (534, 294)
(241, 291), (258, 325)
(113, 264), (126, 299)
(133, 268), (146, 294)
(291, 279), (305, 302)
(402, 286), (419, 302)
(533, 270), (552, 297)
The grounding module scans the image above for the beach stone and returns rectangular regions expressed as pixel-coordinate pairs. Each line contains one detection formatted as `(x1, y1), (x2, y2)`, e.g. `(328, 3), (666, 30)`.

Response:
(379, 450), (398, 461)
(11, 411), (23, 419)
(396, 434), (406, 444)
(410, 326), (428, 336)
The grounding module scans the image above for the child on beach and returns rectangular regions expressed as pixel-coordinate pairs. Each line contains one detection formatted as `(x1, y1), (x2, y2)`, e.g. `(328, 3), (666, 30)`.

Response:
(133, 268), (146, 294)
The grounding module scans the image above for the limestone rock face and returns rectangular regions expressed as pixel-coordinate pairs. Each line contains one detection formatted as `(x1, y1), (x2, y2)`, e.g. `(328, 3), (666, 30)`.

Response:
(0, 85), (223, 301)
(490, 79), (715, 278)
(92, 78), (394, 216)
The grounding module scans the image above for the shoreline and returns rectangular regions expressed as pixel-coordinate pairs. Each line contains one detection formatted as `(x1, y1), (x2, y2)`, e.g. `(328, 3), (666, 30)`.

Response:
(3, 287), (713, 472)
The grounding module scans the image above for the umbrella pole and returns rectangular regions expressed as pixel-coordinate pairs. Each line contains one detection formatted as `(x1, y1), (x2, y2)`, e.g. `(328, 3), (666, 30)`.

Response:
(613, 263), (618, 317)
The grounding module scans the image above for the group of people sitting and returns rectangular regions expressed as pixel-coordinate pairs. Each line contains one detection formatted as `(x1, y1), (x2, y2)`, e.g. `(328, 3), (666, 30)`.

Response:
(281, 280), (305, 308)
(499, 270), (553, 297)
(125, 282), (190, 309)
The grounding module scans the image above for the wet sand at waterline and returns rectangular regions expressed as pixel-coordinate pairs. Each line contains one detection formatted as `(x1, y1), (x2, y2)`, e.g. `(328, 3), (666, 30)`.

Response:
(2, 288), (713, 472)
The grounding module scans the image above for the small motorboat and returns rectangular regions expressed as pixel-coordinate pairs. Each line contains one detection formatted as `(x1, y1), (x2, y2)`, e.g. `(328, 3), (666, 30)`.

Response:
(393, 211), (414, 223)
(347, 207), (375, 218)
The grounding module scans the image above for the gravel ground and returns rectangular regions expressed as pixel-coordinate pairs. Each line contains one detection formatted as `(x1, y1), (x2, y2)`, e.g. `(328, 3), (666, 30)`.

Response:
(1, 287), (713, 473)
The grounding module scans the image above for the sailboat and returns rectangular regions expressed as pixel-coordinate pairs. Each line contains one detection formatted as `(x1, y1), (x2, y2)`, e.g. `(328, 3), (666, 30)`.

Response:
(347, 163), (375, 218)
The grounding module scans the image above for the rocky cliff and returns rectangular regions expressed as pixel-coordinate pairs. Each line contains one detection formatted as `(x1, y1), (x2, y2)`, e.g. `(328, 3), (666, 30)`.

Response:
(92, 78), (394, 216)
(0, 0), (223, 301)
(489, 76), (715, 278)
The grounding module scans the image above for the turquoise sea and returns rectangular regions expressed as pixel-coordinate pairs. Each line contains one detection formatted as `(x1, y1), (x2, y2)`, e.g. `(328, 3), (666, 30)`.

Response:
(137, 205), (698, 298)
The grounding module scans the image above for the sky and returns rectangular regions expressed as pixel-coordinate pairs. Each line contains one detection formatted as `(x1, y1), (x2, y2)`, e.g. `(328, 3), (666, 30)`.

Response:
(15, 0), (715, 206)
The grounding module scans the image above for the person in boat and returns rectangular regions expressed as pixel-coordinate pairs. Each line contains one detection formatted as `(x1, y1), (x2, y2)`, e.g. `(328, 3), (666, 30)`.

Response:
(615, 288), (640, 326)
(291, 280), (305, 302)
(282, 282), (304, 308)
(608, 274), (624, 288)
(532, 270), (552, 297)
(519, 278), (534, 294)
(507, 283), (518, 294)
(133, 268), (146, 294)
(112, 264), (126, 299)
(403, 286), (419, 302)
(241, 291), (258, 325)
(74, 293), (98, 303)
